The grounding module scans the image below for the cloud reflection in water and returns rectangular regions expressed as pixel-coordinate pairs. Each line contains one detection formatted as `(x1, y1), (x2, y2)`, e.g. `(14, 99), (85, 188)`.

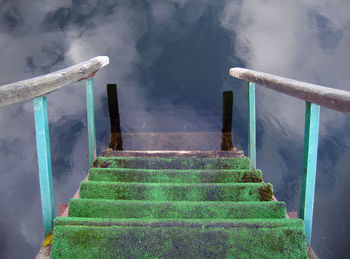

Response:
(0, 0), (349, 258)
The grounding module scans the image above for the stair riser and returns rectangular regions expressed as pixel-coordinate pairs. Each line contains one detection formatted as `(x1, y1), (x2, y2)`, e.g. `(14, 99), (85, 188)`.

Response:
(52, 225), (307, 259)
(68, 199), (286, 219)
(93, 157), (251, 170)
(88, 168), (263, 183)
(79, 182), (273, 201)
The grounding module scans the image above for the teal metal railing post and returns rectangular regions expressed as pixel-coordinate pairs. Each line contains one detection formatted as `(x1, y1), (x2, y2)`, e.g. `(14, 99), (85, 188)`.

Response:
(248, 82), (256, 169)
(300, 102), (320, 244)
(86, 78), (96, 166)
(33, 96), (55, 237)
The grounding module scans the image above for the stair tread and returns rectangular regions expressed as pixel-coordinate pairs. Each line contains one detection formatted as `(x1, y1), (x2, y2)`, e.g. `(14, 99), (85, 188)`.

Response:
(93, 156), (251, 170)
(101, 150), (244, 158)
(52, 219), (307, 258)
(101, 132), (240, 150)
(68, 199), (286, 219)
(88, 168), (263, 183)
(82, 181), (269, 186)
(55, 217), (304, 228)
(79, 181), (273, 201)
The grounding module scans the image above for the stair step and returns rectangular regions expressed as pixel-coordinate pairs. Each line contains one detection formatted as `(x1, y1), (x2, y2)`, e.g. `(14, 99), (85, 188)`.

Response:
(68, 199), (286, 219)
(93, 156), (251, 170)
(101, 150), (244, 158)
(102, 132), (237, 150)
(52, 218), (307, 258)
(55, 217), (304, 228)
(88, 168), (263, 183)
(79, 182), (273, 201)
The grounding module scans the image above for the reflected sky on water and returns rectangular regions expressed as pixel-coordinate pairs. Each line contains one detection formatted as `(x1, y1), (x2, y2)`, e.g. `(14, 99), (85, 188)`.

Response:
(0, 1), (350, 258)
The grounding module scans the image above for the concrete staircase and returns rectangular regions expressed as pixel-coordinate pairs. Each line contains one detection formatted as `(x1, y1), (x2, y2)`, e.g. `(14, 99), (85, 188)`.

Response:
(51, 151), (307, 258)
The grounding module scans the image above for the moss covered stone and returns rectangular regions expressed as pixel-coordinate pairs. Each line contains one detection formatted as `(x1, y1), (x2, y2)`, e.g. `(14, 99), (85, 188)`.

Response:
(68, 199), (286, 219)
(55, 217), (305, 228)
(51, 154), (307, 258)
(52, 220), (307, 259)
(79, 181), (273, 201)
(88, 168), (263, 183)
(93, 156), (251, 170)
(259, 184), (274, 201)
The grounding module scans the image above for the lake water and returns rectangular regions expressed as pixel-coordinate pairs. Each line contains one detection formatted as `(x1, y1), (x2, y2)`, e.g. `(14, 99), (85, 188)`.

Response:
(0, 1), (349, 258)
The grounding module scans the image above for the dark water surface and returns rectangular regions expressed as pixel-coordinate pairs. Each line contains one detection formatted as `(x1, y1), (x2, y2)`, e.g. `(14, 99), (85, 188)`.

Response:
(0, 1), (349, 258)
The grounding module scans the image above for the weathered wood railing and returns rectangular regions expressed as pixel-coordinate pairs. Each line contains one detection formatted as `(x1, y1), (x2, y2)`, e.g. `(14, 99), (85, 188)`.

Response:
(0, 56), (109, 238)
(230, 67), (350, 245)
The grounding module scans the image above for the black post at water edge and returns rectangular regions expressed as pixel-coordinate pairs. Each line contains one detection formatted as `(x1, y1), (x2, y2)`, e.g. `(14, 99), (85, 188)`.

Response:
(107, 84), (123, 150)
(221, 91), (234, 150)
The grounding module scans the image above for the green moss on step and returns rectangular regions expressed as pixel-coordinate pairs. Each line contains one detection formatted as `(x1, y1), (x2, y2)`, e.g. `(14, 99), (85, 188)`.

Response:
(259, 184), (274, 201)
(52, 221), (307, 258)
(92, 156), (251, 170)
(242, 171), (263, 183)
(54, 217), (305, 228)
(68, 199), (286, 219)
(51, 153), (307, 258)
(88, 168), (263, 183)
(79, 182), (274, 201)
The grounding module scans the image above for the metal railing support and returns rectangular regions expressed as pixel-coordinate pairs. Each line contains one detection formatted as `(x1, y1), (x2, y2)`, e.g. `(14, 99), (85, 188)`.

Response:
(300, 102), (320, 244)
(248, 82), (256, 169)
(33, 95), (55, 237)
(86, 78), (96, 166)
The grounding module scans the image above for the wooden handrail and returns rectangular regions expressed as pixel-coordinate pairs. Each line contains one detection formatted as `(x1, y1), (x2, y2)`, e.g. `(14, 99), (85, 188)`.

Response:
(230, 67), (326, 246)
(230, 67), (350, 114)
(0, 56), (109, 107)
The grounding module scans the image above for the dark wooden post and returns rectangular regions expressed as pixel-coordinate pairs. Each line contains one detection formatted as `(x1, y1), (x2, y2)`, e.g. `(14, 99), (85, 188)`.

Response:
(107, 84), (123, 150)
(221, 91), (234, 150)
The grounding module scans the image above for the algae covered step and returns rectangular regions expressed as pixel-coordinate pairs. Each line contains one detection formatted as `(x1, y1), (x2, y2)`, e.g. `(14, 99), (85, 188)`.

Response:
(93, 156), (251, 170)
(68, 199), (286, 219)
(51, 152), (308, 258)
(88, 168), (263, 183)
(52, 217), (307, 259)
(79, 181), (274, 201)
(54, 217), (305, 228)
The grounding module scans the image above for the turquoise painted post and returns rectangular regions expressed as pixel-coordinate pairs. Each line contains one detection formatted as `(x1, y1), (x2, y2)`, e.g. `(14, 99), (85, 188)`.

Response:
(33, 96), (55, 237)
(300, 102), (320, 244)
(86, 78), (96, 166)
(248, 82), (256, 169)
